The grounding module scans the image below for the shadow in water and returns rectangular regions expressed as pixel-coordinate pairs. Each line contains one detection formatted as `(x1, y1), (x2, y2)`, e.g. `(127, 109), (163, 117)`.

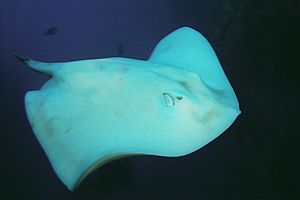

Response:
(75, 158), (134, 196)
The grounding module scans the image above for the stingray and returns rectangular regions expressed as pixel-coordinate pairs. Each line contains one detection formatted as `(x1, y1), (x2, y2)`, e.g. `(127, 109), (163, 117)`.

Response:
(16, 27), (240, 190)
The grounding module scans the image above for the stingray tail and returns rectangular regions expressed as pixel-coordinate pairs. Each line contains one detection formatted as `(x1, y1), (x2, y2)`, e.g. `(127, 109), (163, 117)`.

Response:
(12, 52), (54, 76)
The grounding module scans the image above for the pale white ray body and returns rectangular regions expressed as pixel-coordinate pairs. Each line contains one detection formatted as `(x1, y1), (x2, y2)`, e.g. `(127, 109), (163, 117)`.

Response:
(23, 27), (240, 190)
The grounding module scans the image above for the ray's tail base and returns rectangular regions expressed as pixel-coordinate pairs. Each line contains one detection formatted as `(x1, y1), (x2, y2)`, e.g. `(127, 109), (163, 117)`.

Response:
(12, 52), (30, 64)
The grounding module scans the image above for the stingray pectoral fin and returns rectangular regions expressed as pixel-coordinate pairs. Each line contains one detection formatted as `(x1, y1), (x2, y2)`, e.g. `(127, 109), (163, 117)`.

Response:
(149, 27), (240, 110)
(24, 90), (142, 190)
(149, 27), (231, 91)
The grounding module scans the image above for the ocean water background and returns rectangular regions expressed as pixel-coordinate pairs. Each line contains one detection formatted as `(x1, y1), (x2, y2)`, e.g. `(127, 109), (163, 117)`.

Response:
(0, 0), (299, 199)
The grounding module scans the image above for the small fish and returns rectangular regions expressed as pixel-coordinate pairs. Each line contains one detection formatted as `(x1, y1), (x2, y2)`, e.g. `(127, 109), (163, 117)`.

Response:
(43, 26), (59, 36)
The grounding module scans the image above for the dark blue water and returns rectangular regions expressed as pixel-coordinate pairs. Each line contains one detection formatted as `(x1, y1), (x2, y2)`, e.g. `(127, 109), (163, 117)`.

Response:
(0, 0), (299, 199)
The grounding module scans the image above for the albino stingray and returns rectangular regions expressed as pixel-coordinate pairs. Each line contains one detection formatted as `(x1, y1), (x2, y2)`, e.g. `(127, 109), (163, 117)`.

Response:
(17, 27), (240, 190)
